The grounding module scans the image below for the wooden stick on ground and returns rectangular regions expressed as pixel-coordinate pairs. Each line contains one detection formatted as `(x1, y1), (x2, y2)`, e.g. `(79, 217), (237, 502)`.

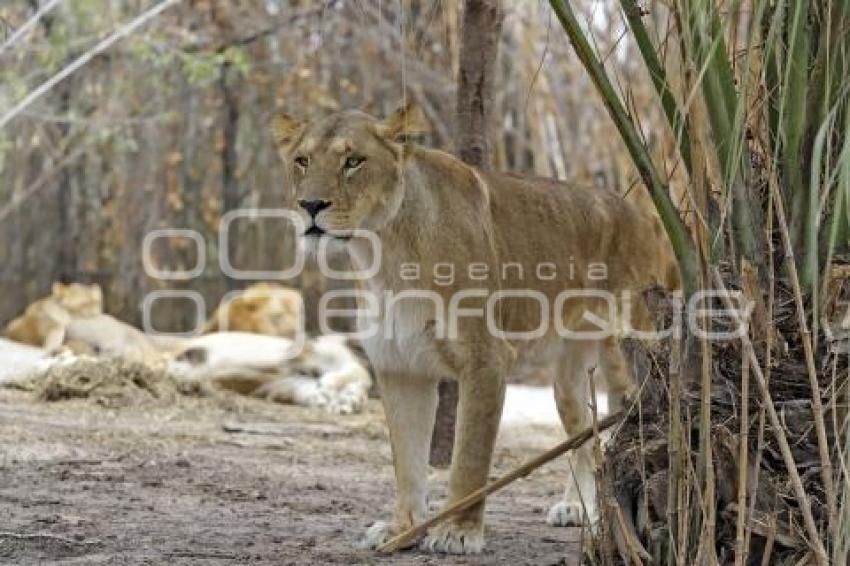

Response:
(376, 411), (624, 554)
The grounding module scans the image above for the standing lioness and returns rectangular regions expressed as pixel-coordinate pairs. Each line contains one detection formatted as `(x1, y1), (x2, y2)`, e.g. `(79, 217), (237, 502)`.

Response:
(273, 104), (678, 554)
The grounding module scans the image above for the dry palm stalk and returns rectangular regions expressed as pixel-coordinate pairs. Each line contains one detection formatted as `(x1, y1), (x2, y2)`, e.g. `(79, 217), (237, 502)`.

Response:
(711, 268), (828, 565)
(610, 496), (650, 565)
(835, 352), (850, 565)
(588, 370), (614, 566)
(733, 334), (750, 566)
(690, 120), (717, 563)
(741, 259), (774, 348)
(745, 188), (778, 557)
(829, 354), (849, 484)
(636, 368), (650, 550)
(760, 514), (776, 566)
(698, 283), (717, 565)
(697, 336), (718, 564)
(766, 178), (837, 536)
(667, 299), (684, 565)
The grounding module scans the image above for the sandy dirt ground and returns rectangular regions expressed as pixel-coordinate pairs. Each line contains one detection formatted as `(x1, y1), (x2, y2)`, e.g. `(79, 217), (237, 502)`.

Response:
(0, 386), (584, 565)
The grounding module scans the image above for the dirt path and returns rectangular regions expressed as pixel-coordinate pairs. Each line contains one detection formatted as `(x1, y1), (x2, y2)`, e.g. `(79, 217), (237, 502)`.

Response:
(0, 388), (582, 565)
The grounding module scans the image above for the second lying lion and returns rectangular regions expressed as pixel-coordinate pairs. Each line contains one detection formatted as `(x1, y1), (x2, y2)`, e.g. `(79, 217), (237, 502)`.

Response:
(168, 332), (371, 415)
(204, 283), (303, 339)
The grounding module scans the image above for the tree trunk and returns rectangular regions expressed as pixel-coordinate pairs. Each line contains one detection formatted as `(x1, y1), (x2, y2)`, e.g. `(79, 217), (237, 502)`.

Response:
(220, 62), (241, 291)
(454, 0), (503, 169)
(429, 0), (503, 468)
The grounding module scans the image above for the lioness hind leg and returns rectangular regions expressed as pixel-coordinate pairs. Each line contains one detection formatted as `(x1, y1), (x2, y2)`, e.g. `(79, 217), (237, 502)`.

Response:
(359, 373), (438, 550)
(598, 336), (636, 414)
(548, 342), (598, 528)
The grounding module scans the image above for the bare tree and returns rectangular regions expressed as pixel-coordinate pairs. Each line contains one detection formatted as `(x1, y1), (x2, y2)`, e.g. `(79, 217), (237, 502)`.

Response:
(429, 0), (504, 468)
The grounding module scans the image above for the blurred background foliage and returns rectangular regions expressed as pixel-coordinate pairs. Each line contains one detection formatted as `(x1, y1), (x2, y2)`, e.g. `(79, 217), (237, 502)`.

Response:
(0, 0), (718, 331)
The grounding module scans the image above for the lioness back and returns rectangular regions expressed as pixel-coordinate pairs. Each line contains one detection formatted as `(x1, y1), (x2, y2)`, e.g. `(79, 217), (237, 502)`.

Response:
(487, 168), (679, 291)
(410, 146), (680, 295)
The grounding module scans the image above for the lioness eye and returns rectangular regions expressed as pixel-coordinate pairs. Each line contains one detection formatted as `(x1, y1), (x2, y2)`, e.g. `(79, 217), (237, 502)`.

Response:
(294, 156), (309, 168)
(344, 156), (365, 170)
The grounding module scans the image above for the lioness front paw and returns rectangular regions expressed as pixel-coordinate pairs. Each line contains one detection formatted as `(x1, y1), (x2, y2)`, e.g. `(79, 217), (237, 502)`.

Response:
(359, 520), (391, 549)
(298, 387), (332, 409)
(420, 520), (484, 554)
(546, 500), (597, 528)
(324, 387), (367, 415)
(325, 398), (355, 415)
(359, 520), (417, 550)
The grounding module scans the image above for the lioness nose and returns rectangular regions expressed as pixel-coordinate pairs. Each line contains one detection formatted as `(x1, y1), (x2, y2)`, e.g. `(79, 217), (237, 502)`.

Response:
(298, 199), (332, 217)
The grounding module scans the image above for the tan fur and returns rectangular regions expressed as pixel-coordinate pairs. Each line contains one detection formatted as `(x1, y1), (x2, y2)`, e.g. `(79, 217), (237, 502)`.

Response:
(168, 332), (371, 415)
(204, 283), (303, 338)
(64, 314), (182, 364)
(274, 104), (680, 554)
(5, 283), (103, 351)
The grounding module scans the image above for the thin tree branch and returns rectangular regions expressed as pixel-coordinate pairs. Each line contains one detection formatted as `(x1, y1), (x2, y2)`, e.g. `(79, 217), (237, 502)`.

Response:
(0, 0), (64, 59)
(0, 0), (183, 130)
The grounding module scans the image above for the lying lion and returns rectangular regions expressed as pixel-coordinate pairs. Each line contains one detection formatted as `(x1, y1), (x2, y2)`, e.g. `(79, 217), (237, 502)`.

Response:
(272, 103), (679, 554)
(168, 332), (371, 415)
(5, 283), (103, 351)
(204, 282), (303, 339)
(63, 314), (185, 363)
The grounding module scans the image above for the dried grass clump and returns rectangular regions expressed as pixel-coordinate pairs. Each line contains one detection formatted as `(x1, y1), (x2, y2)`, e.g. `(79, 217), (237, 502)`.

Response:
(36, 358), (181, 408)
(600, 274), (848, 564)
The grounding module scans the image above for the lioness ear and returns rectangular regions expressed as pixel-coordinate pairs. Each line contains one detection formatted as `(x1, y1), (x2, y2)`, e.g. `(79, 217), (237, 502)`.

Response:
(272, 113), (305, 150)
(377, 101), (430, 141)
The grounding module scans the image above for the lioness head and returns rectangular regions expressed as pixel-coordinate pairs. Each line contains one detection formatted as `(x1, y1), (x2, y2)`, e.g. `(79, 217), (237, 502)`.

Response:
(272, 103), (429, 252)
(51, 282), (103, 317)
(207, 282), (303, 338)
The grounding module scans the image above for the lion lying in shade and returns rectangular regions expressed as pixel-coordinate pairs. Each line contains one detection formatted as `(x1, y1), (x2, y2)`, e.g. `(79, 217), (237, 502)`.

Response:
(4, 283), (370, 415)
(204, 283), (304, 339)
(5, 283), (103, 352)
(168, 332), (371, 415)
